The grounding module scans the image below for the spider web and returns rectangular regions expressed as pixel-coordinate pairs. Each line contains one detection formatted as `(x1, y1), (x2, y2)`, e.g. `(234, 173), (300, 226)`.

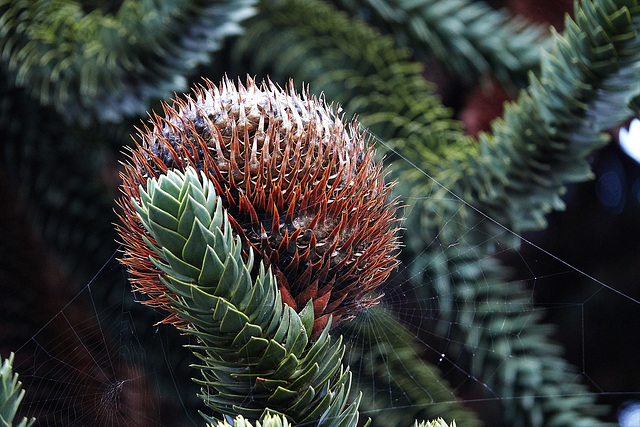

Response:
(9, 253), (195, 426)
(8, 130), (640, 427)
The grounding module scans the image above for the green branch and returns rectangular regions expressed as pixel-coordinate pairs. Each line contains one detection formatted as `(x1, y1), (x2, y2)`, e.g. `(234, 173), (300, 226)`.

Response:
(0, 0), (256, 123)
(334, 0), (548, 88)
(477, 0), (640, 231)
(131, 167), (362, 426)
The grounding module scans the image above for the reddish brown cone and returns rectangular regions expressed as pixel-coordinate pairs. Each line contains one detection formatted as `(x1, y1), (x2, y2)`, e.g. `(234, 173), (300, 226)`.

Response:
(117, 76), (400, 335)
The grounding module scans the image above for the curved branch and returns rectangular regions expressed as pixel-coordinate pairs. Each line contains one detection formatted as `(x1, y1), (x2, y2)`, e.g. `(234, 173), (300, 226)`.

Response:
(0, 0), (256, 123)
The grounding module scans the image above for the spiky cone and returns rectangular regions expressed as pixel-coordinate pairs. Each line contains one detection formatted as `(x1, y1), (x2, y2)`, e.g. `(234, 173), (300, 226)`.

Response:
(119, 76), (400, 336)
(122, 167), (363, 426)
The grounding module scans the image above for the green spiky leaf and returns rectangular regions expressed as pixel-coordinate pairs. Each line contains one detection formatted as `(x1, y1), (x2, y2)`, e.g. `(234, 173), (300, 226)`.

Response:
(130, 167), (362, 426)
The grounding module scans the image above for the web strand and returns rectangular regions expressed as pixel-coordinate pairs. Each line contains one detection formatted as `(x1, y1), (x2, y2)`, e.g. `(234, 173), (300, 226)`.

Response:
(372, 134), (640, 307)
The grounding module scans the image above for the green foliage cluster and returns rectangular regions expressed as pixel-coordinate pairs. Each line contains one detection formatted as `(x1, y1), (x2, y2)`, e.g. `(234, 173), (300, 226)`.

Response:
(1, 0), (639, 426)
(210, 413), (455, 427)
(0, 354), (34, 427)
(209, 413), (293, 427)
(0, 0), (256, 122)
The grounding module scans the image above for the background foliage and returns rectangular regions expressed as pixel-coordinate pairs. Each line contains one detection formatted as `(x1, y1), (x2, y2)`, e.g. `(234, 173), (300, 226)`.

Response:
(1, 0), (639, 426)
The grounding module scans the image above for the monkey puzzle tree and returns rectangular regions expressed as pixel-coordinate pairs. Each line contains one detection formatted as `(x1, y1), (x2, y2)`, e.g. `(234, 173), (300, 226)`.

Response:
(1, 0), (640, 426)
